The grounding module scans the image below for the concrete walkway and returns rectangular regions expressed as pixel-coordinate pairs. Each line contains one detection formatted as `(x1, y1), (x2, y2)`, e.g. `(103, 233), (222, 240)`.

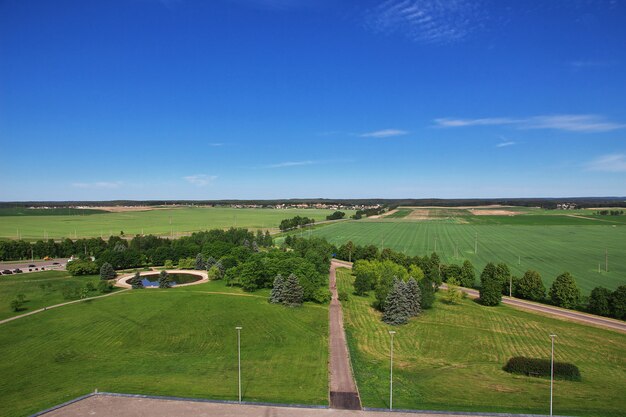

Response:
(329, 261), (361, 409)
(40, 394), (539, 417)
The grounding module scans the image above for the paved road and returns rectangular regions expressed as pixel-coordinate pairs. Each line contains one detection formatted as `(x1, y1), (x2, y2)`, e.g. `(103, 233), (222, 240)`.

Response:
(42, 394), (502, 417)
(328, 261), (361, 410)
(333, 259), (626, 333)
(0, 258), (66, 274)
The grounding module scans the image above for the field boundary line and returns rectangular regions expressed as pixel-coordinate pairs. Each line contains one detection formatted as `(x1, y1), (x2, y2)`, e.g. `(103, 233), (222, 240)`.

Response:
(0, 289), (130, 326)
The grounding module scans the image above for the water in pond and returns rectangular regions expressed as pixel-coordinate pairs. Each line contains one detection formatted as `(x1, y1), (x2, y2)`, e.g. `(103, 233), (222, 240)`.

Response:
(126, 273), (201, 287)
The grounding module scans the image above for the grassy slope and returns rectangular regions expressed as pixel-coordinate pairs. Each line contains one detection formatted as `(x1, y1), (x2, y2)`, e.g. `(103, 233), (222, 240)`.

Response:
(0, 271), (110, 320)
(337, 268), (626, 417)
(0, 207), (354, 241)
(303, 221), (626, 293)
(0, 281), (328, 417)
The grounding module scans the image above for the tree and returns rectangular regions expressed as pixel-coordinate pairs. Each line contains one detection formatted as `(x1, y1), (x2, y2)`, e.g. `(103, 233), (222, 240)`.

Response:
(99, 262), (116, 280)
(611, 285), (626, 320)
(131, 271), (144, 289)
(515, 270), (546, 301)
(270, 274), (285, 304)
(10, 294), (26, 312)
(459, 260), (476, 288)
(588, 286), (611, 316)
(158, 270), (171, 289)
(405, 278), (421, 316)
(479, 263), (502, 306)
(382, 279), (410, 325)
(67, 259), (99, 276)
(443, 277), (463, 304)
(281, 274), (304, 306)
(549, 272), (580, 309)
(195, 253), (205, 270)
(496, 263), (512, 295)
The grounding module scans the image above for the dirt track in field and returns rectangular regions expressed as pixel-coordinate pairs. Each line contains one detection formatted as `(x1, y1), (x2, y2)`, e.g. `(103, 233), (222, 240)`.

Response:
(328, 261), (361, 410)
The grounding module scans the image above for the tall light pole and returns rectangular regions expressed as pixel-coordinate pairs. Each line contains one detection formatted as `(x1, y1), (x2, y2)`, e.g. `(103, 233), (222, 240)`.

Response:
(550, 334), (557, 416)
(389, 330), (396, 411)
(236, 326), (243, 403)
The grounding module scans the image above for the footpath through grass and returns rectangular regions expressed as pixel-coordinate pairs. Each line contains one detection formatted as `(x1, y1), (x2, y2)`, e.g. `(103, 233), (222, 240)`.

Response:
(336, 268), (626, 417)
(0, 281), (328, 417)
(304, 221), (626, 293)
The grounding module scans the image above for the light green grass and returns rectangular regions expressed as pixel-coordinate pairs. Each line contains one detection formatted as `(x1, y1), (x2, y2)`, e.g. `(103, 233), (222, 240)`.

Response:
(0, 281), (328, 417)
(337, 268), (626, 417)
(300, 221), (626, 293)
(0, 271), (110, 320)
(0, 207), (354, 241)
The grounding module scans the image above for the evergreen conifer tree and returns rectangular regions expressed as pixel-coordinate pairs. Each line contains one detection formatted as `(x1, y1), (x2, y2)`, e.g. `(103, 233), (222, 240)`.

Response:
(270, 274), (285, 304)
(405, 278), (422, 316)
(99, 262), (116, 280)
(131, 271), (144, 289)
(195, 253), (205, 270)
(158, 270), (171, 289)
(480, 262), (502, 306)
(282, 273), (304, 306)
(382, 279), (410, 325)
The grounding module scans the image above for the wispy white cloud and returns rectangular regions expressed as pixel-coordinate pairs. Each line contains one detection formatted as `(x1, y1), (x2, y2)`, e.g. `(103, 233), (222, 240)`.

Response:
(585, 154), (626, 173)
(209, 142), (224, 147)
(365, 0), (487, 44)
(496, 141), (516, 148)
(435, 114), (625, 133)
(72, 181), (122, 189)
(265, 160), (317, 168)
(183, 174), (217, 186)
(360, 128), (409, 138)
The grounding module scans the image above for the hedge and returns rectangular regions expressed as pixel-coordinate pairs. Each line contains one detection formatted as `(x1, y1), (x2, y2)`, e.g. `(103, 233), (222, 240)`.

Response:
(503, 356), (581, 381)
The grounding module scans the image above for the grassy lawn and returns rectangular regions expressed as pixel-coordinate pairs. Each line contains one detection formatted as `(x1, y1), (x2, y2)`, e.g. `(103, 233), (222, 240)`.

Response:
(300, 221), (626, 293)
(0, 271), (110, 320)
(336, 268), (626, 417)
(0, 207), (355, 241)
(0, 280), (328, 417)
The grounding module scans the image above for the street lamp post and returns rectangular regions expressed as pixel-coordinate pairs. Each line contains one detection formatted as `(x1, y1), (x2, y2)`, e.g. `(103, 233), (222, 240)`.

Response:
(236, 326), (243, 403)
(389, 330), (396, 411)
(550, 334), (557, 416)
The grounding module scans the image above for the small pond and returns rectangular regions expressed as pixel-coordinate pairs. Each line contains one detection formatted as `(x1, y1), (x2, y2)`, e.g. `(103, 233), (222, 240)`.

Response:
(125, 273), (202, 287)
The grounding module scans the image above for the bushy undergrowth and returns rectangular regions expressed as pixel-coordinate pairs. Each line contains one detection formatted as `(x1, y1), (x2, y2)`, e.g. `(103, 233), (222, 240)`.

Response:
(503, 356), (581, 381)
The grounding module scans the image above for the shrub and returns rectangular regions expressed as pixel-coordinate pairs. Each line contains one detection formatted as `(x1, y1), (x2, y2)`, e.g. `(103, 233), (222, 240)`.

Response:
(503, 357), (581, 381)
(66, 259), (99, 276)
(164, 260), (174, 269)
(588, 286), (612, 316)
(97, 280), (114, 293)
(338, 290), (350, 302)
(177, 257), (195, 269)
(10, 294), (27, 312)
(312, 287), (332, 304)
(443, 277), (463, 304)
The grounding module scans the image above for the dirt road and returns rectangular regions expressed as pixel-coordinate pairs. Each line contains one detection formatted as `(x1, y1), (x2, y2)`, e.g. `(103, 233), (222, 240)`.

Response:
(328, 262), (361, 409)
(334, 260), (626, 333)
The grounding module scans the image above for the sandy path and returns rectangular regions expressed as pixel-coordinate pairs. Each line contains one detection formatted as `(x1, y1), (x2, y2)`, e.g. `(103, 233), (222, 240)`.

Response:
(328, 262), (361, 409)
(335, 260), (626, 333)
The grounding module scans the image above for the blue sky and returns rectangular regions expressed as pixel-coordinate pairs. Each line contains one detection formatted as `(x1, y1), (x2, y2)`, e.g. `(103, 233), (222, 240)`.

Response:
(1, 0), (625, 200)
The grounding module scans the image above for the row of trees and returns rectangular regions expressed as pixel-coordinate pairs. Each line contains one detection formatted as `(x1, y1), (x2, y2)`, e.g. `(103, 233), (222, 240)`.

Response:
(351, 206), (388, 220)
(0, 228), (273, 263)
(278, 216), (315, 231)
(595, 210), (624, 216)
(325, 211), (345, 221)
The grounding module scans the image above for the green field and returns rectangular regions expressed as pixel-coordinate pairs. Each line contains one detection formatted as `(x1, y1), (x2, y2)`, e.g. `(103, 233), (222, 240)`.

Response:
(0, 207), (353, 241)
(0, 271), (113, 320)
(297, 220), (626, 293)
(337, 268), (626, 417)
(0, 278), (328, 417)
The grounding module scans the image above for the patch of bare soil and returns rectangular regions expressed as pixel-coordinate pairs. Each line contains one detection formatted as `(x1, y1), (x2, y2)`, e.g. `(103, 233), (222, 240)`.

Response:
(87, 206), (162, 213)
(406, 209), (430, 220)
(469, 209), (521, 216)
(374, 209), (398, 219)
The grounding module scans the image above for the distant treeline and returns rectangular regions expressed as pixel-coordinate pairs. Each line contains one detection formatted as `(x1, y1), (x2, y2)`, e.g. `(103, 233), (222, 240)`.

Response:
(2, 197), (625, 209)
(596, 210), (624, 216)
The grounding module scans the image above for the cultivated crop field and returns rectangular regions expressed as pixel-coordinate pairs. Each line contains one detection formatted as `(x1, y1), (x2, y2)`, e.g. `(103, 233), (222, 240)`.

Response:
(298, 220), (626, 293)
(0, 279), (328, 417)
(336, 268), (626, 417)
(0, 207), (353, 241)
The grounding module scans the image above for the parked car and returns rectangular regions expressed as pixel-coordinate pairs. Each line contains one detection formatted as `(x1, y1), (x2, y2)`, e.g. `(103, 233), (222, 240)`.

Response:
(2, 269), (12, 275)
(13, 269), (23, 273)
(52, 262), (60, 265)
(28, 264), (36, 268)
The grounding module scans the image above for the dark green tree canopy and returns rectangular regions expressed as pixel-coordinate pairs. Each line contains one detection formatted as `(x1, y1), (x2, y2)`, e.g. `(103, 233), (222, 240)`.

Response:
(479, 262), (502, 306)
(549, 272), (580, 309)
(515, 270), (546, 301)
